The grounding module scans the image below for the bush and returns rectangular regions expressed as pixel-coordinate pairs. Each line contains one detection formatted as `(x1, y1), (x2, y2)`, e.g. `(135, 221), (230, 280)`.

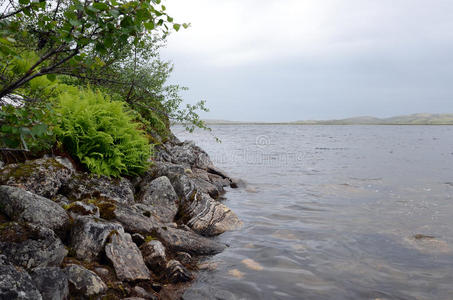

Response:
(54, 88), (151, 177)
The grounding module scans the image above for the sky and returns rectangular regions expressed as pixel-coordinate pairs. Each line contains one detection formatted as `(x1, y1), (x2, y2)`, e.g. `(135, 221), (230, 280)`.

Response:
(161, 0), (453, 122)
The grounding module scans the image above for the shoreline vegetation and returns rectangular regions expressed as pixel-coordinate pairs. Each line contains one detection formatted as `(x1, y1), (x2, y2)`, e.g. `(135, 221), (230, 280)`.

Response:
(202, 113), (453, 126)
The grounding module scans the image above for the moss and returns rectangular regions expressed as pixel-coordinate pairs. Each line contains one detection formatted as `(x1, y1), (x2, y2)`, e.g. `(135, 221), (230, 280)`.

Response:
(96, 202), (117, 220)
(144, 235), (156, 243)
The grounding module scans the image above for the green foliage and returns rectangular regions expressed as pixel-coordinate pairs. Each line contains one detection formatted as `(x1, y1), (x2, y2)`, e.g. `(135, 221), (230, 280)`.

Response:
(54, 87), (151, 177)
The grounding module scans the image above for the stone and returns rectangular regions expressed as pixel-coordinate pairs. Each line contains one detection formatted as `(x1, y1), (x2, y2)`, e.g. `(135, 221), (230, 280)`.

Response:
(156, 226), (226, 256)
(165, 260), (192, 283)
(133, 286), (156, 299)
(140, 240), (167, 272)
(182, 192), (242, 236)
(70, 216), (123, 261)
(61, 173), (134, 204)
(30, 267), (69, 300)
(0, 185), (70, 234)
(94, 267), (110, 277)
(52, 194), (70, 206)
(190, 176), (223, 199)
(0, 157), (74, 198)
(132, 233), (146, 247)
(175, 252), (193, 265)
(113, 205), (161, 235)
(122, 298), (147, 300)
(66, 264), (107, 297)
(0, 222), (67, 270)
(0, 160), (4, 169)
(169, 141), (212, 170)
(105, 231), (150, 282)
(137, 176), (179, 223)
(65, 201), (100, 218)
(0, 259), (43, 300)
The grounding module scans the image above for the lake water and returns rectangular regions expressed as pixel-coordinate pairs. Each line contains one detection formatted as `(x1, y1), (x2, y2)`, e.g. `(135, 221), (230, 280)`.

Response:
(173, 125), (453, 300)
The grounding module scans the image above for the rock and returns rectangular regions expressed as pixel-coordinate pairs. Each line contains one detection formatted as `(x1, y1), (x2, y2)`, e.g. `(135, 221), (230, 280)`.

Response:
(30, 267), (69, 300)
(0, 157), (74, 199)
(175, 252), (193, 265)
(0, 222), (67, 270)
(133, 286), (156, 299)
(165, 260), (192, 283)
(93, 267), (110, 277)
(182, 192), (242, 236)
(52, 194), (70, 207)
(122, 298), (147, 300)
(190, 176), (223, 199)
(156, 226), (226, 256)
(206, 165), (230, 179)
(0, 160), (4, 169)
(70, 216), (123, 261)
(169, 141), (212, 169)
(140, 240), (167, 272)
(0, 185), (70, 233)
(137, 176), (179, 223)
(65, 201), (100, 218)
(66, 264), (107, 297)
(230, 177), (245, 188)
(113, 205), (161, 235)
(168, 173), (196, 201)
(105, 231), (150, 281)
(0, 259), (43, 300)
(132, 233), (146, 247)
(61, 173), (134, 204)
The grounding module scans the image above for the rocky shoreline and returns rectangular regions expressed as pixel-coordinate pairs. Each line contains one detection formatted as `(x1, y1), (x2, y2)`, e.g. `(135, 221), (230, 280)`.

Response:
(0, 135), (242, 299)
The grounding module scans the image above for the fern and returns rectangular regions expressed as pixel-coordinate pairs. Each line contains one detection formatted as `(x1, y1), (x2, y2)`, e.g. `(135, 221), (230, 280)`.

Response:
(54, 88), (151, 177)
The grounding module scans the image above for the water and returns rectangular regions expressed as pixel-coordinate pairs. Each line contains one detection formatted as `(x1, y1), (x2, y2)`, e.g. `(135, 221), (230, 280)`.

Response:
(172, 125), (453, 300)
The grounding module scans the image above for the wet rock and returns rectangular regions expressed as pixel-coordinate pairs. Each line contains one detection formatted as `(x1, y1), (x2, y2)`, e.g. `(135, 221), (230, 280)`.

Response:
(30, 267), (69, 300)
(197, 261), (220, 271)
(0, 157), (74, 198)
(182, 192), (242, 236)
(0, 222), (67, 269)
(165, 260), (192, 283)
(62, 173), (134, 204)
(66, 264), (107, 297)
(70, 216), (123, 261)
(206, 165), (230, 180)
(113, 205), (161, 235)
(230, 177), (245, 189)
(133, 286), (156, 299)
(141, 240), (167, 272)
(0, 259), (43, 300)
(137, 176), (179, 223)
(0, 185), (70, 233)
(105, 231), (150, 281)
(132, 233), (146, 247)
(156, 226), (226, 255)
(65, 201), (100, 218)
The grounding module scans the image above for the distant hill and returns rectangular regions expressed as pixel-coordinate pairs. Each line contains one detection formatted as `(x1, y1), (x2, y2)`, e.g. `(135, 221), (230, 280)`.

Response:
(203, 114), (453, 125)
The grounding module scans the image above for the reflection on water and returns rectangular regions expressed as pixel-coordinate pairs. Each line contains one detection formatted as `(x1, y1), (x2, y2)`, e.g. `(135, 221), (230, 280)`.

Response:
(173, 125), (453, 300)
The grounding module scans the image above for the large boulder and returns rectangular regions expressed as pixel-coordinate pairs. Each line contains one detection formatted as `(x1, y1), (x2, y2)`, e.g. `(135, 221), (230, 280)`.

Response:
(182, 192), (242, 236)
(0, 257), (43, 300)
(0, 157), (74, 198)
(61, 173), (134, 204)
(113, 205), (161, 235)
(169, 141), (212, 170)
(105, 231), (150, 281)
(66, 264), (107, 297)
(0, 223), (67, 270)
(70, 216), (123, 261)
(0, 185), (70, 233)
(30, 267), (69, 300)
(137, 176), (179, 223)
(140, 240), (167, 273)
(156, 226), (226, 256)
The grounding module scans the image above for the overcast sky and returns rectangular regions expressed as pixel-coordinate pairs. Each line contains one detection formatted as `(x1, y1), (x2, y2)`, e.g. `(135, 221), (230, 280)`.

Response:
(161, 0), (453, 122)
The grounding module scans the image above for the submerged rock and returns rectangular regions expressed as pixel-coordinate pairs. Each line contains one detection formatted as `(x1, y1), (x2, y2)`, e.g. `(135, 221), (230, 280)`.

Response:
(137, 176), (179, 223)
(0, 157), (74, 198)
(0, 185), (70, 233)
(66, 264), (107, 297)
(182, 192), (242, 236)
(30, 267), (69, 300)
(70, 216), (123, 261)
(62, 173), (134, 204)
(0, 222), (67, 270)
(0, 259), (43, 300)
(156, 226), (226, 255)
(105, 231), (150, 281)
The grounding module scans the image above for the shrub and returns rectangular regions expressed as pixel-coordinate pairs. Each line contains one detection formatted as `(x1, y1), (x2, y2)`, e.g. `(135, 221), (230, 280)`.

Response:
(54, 88), (151, 177)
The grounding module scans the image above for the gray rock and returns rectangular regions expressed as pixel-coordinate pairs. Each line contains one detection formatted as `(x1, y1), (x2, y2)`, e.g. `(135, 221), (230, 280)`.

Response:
(133, 286), (156, 299)
(182, 192), (242, 236)
(0, 185), (70, 233)
(52, 194), (70, 207)
(137, 176), (179, 223)
(0, 260), (43, 300)
(132, 233), (146, 247)
(190, 176), (223, 199)
(66, 264), (107, 297)
(0, 223), (67, 270)
(165, 260), (192, 283)
(169, 141), (212, 170)
(122, 298), (147, 300)
(0, 157), (74, 198)
(70, 216), (123, 261)
(0, 161), (4, 169)
(140, 240), (167, 272)
(175, 252), (193, 265)
(30, 267), (69, 300)
(62, 173), (134, 204)
(66, 201), (100, 218)
(113, 205), (161, 235)
(105, 231), (150, 282)
(156, 226), (226, 255)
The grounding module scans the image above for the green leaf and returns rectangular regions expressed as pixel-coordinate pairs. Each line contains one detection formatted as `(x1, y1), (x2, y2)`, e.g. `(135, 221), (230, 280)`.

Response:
(144, 22), (154, 30)
(173, 24), (180, 31)
(69, 19), (82, 27)
(167, 16), (173, 22)
(18, 0), (30, 5)
(93, 2), (109, 11)
(46, 74), (57, 82)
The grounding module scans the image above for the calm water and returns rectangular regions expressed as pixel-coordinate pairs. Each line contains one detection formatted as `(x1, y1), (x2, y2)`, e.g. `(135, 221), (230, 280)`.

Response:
(173, 125), (453, 300)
